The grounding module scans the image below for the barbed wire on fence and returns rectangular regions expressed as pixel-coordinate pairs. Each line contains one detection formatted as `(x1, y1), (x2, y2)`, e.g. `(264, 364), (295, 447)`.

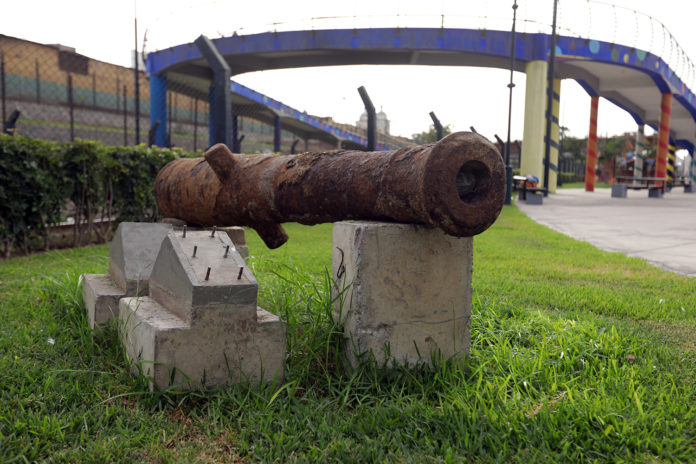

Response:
(2, 0), (694, 153)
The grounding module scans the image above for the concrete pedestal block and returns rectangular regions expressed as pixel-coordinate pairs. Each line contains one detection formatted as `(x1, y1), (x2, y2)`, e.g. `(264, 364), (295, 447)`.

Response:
(685, 183), (694, 193)
(526, 193), (543, 205)
(119, 230), (285, 390)
(220, 226), (249, 261)
(108, 222), (174, 295)
(611, 183), (627, 198)
(82, 274), (124, 327)
(649, 187), (663, 198)
(120, 298), (284, 389)
(332, 221), (472, 368)
(82, 222), (172, 329)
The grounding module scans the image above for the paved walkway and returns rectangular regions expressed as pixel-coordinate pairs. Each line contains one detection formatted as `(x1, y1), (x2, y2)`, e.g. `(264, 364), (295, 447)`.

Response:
(516, 188), (696, 277)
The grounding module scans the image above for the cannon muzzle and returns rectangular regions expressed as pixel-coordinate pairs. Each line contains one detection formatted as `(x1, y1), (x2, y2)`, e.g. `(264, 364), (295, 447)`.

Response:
(154, 131), (505, 248)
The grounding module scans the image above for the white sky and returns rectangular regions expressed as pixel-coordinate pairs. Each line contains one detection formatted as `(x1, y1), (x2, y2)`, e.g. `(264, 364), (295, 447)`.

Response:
(2, 0), (694, 142)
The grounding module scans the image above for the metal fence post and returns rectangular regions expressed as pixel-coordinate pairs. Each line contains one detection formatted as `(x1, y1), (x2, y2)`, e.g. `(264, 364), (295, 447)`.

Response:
(429, 111), (443, 141)
(193, 97), (198, 151)
(357, 86), (376, 151)
(168, 91), (172, 146)
(274, 114), (281, 152)
(68, 74), (74, 142)
(123, 85), (128, 145)
(134, 31), (141, 145)
(1, 53), (6, 132)
(35, 60), (41, 103)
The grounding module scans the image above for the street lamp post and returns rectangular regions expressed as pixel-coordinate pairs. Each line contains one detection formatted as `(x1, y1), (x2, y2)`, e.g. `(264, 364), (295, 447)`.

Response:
(543, 0), (559, 195)
(503, 0), (519, 205)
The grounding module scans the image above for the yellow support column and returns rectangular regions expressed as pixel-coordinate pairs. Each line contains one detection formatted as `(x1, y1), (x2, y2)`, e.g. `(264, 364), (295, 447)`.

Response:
(521, 60), (548, 183)
(547, 78), (561, 193)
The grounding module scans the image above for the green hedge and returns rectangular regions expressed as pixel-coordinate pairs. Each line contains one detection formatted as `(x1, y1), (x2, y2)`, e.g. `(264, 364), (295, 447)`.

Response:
(558, 172), (584, 184)
(0, 135), (197, 257)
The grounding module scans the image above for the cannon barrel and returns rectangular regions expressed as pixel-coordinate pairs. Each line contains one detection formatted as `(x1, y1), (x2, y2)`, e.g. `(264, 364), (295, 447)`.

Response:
(154, 131), (505, 248)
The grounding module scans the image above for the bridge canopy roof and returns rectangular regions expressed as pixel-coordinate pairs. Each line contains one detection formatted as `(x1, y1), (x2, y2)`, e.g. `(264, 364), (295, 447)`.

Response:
(147, 27), (696, 148)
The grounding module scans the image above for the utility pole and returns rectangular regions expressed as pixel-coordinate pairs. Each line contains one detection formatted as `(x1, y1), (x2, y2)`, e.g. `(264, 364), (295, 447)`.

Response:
(134, 14), (141, 145)
(543, 0), (559, 195)
(504, 0), (519, 205)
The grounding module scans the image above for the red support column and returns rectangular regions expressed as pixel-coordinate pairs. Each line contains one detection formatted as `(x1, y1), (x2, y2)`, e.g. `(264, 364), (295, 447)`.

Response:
(585, 96), (599, 192)
(656, 93), (672, 183)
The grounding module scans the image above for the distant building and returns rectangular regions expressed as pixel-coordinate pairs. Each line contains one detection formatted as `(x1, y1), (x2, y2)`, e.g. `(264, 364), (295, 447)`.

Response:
(357, 107), (390, 135)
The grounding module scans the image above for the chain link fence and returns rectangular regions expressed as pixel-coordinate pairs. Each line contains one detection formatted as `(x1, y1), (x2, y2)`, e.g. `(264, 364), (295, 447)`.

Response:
(1, 35), (159, 147)
(0, 34), (349, 153)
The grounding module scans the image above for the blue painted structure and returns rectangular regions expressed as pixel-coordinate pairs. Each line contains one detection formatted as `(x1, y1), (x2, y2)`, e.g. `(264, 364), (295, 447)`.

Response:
(147, 27), (696, 149)
(149, 75), (168, 147)
(228, 80), (384, 150)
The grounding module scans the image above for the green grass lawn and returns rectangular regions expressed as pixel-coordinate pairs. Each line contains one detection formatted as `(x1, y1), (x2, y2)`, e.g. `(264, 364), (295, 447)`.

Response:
(558, 182), (611, 189)
(2, 207), (696, 463)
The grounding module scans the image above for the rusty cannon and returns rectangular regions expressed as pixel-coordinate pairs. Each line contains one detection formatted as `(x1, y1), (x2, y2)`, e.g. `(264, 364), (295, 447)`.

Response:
(154, 131), (505, 249)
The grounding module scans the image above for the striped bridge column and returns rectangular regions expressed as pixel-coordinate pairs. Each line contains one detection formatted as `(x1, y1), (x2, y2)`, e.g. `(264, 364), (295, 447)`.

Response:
(667, 141), (676, 187)
(547, 79), (561, 193)
(655, 93), (672, 182)
(585, 96), (599, 192)
(633, 124), (645, 186)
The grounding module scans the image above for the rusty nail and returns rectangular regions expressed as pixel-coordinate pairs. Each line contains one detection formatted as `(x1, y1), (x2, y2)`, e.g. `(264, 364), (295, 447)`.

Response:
(205, 267), (211, 281)
(211, 225), (216, 237)
(224, 245), (230, 258)
(183, 225), (187, 238)
(237, 267), (243, 280)
(193, 245), (197, 258)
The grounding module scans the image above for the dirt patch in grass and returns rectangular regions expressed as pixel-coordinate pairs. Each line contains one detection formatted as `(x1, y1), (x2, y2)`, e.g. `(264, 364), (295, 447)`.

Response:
(148, 407), (246, 464)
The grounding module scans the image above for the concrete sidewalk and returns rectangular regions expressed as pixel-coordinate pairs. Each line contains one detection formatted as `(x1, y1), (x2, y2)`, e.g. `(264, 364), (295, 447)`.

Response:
(516, 188), (696, 277)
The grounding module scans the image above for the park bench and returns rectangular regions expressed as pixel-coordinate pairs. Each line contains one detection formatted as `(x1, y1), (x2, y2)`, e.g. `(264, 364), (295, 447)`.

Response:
(513, 176), (547, 204)
(613, 176), (666, 198)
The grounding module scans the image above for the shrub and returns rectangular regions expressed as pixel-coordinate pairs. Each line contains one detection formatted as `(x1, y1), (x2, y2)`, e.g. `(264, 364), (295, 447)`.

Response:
(0, 136), (67, 255)
(0, 135), (197, 257)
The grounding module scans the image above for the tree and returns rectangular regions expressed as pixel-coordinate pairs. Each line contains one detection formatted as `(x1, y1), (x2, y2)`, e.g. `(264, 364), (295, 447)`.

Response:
(412, 124), (452, 144)
(598, 135), (627, 162)
(560, 136), (586, 160)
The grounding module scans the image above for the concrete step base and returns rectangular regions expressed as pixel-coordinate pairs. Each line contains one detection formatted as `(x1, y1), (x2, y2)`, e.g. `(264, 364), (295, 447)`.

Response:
(119, 296), (285, 390)
(81, 222), (172, 329)
(82, 274), (125, 328)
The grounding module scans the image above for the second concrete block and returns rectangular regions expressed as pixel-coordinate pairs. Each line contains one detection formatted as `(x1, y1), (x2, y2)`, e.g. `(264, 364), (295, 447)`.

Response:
(332, 221), (472, 368)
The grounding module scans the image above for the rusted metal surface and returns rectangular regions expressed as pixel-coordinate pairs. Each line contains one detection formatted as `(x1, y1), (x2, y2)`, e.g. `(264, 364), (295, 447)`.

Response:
(154, 131), (505, 248)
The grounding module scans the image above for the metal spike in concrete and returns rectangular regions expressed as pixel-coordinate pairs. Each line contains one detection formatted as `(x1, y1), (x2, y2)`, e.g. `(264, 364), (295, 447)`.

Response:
(161, 219), (250, 261)
(82, 222), (172, 329)
(119, 230), (285, 390)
